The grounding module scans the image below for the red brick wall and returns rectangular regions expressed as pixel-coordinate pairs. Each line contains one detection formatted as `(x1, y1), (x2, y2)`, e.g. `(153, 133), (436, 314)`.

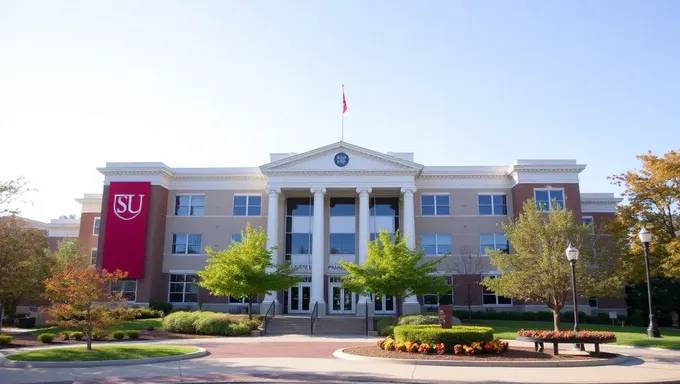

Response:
(79, 212), (101, 255)
(511, 183), (582, 222)
(454, 274), (483, 306)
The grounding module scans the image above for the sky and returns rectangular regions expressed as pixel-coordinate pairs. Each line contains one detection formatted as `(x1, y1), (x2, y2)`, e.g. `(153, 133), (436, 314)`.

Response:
(1, 1), (678, 222)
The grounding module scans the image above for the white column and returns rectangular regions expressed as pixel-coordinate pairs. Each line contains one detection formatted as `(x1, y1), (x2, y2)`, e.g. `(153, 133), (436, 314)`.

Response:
(356, 187), (372, 305)
(401, 187), (419, 305)
(263, 188), (281, 308)
(311, 188), (326, 306)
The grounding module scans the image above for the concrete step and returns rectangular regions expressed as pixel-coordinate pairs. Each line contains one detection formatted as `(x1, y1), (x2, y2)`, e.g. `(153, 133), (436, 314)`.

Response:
(264, 315), (367, 335)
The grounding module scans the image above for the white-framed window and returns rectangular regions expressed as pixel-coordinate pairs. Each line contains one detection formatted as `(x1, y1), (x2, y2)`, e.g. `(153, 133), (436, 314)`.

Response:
(233, 195), (262, 216)
(534, 189), (565, 211)
(228, 296), (250, 304)
(172, 233), (202, 254)
(110, 279), (137, 302)
(480, 233), (509, 255)
(423, 275), (454, 306)
(231, 234), (242, 243)
(421, 194), (450, 216)
(582, 216), (593, 225)
(421, 234), (452, 255)
(175, 195), (205, 216)
(168, 274), (199, 303)
(482, 276), (512, 305)
(589, 297), (598, 308)
(90, 248), (97, 265)
(478, 194), (507, 215)
(93, 217), (100, 235)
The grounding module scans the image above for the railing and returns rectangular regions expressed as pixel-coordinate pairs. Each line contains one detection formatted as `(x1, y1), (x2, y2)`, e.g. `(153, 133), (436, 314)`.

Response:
(311, 301), (319, 335)
(365, 300), (369, 335)
(263, 301), (276, 335)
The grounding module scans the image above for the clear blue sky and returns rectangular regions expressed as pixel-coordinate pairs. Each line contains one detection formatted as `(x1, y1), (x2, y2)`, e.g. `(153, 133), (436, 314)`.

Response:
(1, 1), (678, 221)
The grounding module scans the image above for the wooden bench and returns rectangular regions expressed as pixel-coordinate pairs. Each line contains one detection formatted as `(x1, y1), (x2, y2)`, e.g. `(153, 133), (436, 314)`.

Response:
(516, 336), (616, 356)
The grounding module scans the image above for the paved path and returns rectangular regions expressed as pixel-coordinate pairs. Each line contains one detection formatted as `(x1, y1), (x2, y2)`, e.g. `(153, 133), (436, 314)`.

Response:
(2, 336), (680, 384)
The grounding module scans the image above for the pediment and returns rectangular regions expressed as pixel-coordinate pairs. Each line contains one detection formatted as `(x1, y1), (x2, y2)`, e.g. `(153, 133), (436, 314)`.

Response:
(260, 141), (423, 175)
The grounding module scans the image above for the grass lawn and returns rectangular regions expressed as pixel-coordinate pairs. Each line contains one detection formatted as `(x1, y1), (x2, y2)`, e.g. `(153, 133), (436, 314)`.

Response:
(30, 318), (163, 335)
(481, 319), (680, 350)
(7, 345), (197, 361)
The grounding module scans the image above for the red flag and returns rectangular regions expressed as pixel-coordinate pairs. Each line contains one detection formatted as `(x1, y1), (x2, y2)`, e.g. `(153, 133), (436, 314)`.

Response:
(342, 86), (347, 114)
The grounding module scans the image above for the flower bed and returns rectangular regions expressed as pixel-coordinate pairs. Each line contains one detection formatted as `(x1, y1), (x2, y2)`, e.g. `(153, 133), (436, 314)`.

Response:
(393, 324), (494, 353)
(378, 336), (509, 356)
(516, 329), (616, 343)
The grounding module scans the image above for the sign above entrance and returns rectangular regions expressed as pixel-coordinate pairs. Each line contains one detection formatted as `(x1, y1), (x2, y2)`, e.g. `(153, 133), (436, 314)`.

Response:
(334, 152), (349, 167)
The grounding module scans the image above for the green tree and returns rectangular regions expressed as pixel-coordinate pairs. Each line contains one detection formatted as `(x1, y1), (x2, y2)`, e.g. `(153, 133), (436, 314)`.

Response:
(608, 150), (680, 279)
(339, 229), (451, 317)
(197, 224), (301, 319)
(482, 200), (624, 331)
(50, 239), (90, 269)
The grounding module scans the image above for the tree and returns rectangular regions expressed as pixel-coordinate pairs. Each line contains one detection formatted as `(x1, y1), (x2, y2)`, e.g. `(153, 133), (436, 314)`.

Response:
(0, 176), (32, 216)
(609, 150), (680, 279)
(50, 238), (90, 269)
(42, 265), (132, 350)
(58, 214), (78, 219)
(446, 245), (485, 320)
(197, 224), (301, 319)
(481, 200), (624, 331)
(339, 229), (451, 317)
(0, 217), (49, 331)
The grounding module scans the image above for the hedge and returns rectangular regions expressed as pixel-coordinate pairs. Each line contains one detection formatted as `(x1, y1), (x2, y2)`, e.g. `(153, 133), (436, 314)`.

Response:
(0, 335), (12, 345)
(37, 333), (55, 343)
(394, 325), (494, 353)
(112, 331), (126, 340)
(163, 311), (262, 336)
(454, 310), (626, 325)
(127, 330), (141, 339)
(398, 315), (439, 325)
(376, 317), (396, 336)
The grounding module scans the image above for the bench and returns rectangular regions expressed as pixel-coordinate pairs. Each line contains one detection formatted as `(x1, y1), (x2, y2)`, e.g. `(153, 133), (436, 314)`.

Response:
(516, 336), (616, 356)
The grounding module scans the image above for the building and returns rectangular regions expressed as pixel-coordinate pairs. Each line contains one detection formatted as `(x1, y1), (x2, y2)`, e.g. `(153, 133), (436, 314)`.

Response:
(56, 141), (625, 317)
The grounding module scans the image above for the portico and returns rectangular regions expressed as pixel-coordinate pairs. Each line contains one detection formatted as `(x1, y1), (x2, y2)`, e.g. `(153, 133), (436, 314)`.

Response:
(258, 142), (423, 316)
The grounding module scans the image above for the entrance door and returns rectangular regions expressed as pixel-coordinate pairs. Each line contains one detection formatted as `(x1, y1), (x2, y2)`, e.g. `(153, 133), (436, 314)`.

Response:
(374, 294), (396, 314)
(329, 284), (355, 314)
(288, 278), (312, 313)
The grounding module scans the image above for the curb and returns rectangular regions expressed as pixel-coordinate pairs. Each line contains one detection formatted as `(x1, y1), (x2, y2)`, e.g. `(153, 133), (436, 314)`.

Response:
(333, 348), (629, 367)
(0, 346), (209, 368)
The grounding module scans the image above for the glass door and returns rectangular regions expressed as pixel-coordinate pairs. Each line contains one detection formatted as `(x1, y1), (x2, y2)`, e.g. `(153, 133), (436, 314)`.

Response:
(374, 294), (396, 314)
(288, 282), (311, 313)
(329, 284), (355, 314)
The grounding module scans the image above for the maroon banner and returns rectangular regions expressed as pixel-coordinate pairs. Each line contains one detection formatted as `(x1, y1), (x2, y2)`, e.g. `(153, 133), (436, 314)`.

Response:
(101, 182), (151, 278)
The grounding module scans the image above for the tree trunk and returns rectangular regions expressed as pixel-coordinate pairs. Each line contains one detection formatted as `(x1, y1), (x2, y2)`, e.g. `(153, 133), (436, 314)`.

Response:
(467, 283), (472, 321)
(0, 302), (4, 334)
(86, 330), (92, 351)
(396, 295), (402, 318)
(553, 309), (561, 331)
(248, 297), (253, 320)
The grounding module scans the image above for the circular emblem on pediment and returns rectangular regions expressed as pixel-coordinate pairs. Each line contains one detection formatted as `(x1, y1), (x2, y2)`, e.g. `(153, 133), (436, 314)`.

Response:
(334, 152), (349, 167)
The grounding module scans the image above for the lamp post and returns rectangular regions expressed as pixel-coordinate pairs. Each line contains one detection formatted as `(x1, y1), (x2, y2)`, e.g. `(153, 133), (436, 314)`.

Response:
(565, 242), (584, 351)
(638, 226), (661, 338)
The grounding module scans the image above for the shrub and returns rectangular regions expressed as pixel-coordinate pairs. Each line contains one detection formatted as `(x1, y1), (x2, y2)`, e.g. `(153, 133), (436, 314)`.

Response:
(535, 311), (554, 322)
(163, 311), (201, 334)
(163, 311), (261, 335)
(596, 313), (612, 324)
(111, 331), (126, 340)
(226, 322), (252, 336)
(70, 331), (84, 341)
(376, 317), (396, 336)
(0, 335), (13, 345)
(149, 300), (173, 315)
(398, 315), (438, 326)
(127, 307), (164, 319)
(147, 326), (155, 331)
(37, 333), (56, 343)
(127, 330), (141, 339)
(59, 332), (70, 340)
(393, 325), (494, 353)
(91, 330), (108, 340)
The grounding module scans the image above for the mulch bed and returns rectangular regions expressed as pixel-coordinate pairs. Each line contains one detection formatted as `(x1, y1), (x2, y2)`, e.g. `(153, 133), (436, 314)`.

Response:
(0, 329), (218, 349)
(343, 346), (618, 361)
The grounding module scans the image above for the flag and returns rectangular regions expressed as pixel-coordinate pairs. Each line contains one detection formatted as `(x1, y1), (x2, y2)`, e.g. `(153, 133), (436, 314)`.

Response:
(342, 86), (347, 114)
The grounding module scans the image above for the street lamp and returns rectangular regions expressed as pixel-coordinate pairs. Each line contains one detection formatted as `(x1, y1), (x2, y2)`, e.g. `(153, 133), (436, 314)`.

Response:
(638, 226), (661, 338)
(565, 242), (584, 350)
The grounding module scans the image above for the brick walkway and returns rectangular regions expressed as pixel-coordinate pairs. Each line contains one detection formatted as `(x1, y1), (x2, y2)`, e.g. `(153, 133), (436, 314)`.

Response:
(199, 341), (370, 359)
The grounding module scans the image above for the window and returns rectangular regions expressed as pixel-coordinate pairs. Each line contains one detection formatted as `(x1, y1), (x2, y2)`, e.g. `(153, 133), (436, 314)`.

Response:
(172, 233), (202, 254)
(90, 249), (97, 265)
(231, 234), (242, 243)
(169, 274), (199, 303)
(589, 297), (598, 308)
(421, 195), (450, 216)
(423, 275), (454, 306)
(93, 217), (100, 235)
(482, 276), (512, 305)
(111, 279), (137, 301)
(329, 233), (356, 254)
(369, 197), (399, 242)
(175, 195), (205, 216)
(330, 197), (356, 216)
(534, 189), (565, 211)
(582, 216), (593, 225)
(421, 234), (452, 255)
(478, 194), (507, 215)
(233, 195), (262, 216)
(285, 198), (313, 263)
(480, 234), (509, 255)
(228, 296), (250, 304)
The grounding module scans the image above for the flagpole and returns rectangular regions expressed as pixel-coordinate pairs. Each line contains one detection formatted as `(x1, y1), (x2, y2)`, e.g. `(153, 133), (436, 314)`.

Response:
(341, 84), (345, 141)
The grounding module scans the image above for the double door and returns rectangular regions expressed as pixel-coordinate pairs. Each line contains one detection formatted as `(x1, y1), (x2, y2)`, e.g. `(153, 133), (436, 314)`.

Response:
(374, 294), (396, 314)
(329, 283), (355, 314)
(288, 277), (312, 313)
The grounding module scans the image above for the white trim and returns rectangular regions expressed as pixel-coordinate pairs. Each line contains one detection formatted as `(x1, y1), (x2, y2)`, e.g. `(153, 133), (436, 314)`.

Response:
(168, 269), (196, 274)
(92, 217), (100, 236)
(420, 194), (450, 216)
(233, 194), (263, 217)
(582, 215), (594, 224)
(533, 188), (566, 211)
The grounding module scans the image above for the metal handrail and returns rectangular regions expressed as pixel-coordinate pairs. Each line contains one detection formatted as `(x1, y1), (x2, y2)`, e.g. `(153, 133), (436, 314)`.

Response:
(263, 301), (276, 335)
(311, 301), (319, 335)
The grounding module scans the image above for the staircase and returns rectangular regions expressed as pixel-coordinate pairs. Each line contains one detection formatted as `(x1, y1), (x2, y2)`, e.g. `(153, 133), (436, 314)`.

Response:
(265, 315), (366, 335)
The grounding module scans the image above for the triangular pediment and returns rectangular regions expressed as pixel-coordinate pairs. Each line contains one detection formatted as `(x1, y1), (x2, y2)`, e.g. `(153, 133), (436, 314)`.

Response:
(260, 141), (423, 175)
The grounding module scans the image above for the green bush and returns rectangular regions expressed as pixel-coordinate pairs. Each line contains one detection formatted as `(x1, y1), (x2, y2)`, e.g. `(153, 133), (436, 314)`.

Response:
(92, 330), (108, 340)
(127, 330), (141, 339)
(398, 315), (439, 325)
(394, 325), (494, 353)
(596, 313), (612, 324)
(225, 322), (253, 336)
(149, 300), (173, 315)
(163, 311), (262, 335)
(163, 311), (201, 334)
(128, 307), (164, 319)
(111, 331), (126, 340)
(535, 311), (554, 322)
(37, 333), (56, 343)
(0, 335), (13, 345)
(376, 317), (396, 336)
(70, 331), (84, 341)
